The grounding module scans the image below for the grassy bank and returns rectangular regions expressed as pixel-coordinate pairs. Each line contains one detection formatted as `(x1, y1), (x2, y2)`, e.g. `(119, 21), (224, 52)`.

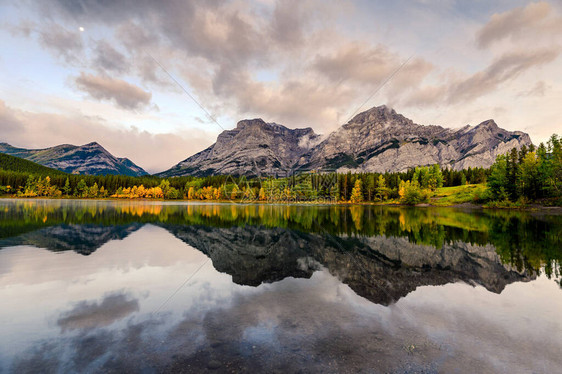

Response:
(431, 184), (487, 206)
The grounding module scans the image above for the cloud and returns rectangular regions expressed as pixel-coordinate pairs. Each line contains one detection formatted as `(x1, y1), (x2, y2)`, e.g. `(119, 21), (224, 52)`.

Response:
(30, 0), (349, 126)
(93, 41), (128, 73)
(75, 73), (152, 110)
(5, 0), (561, 145)
(269, 0), (310, 47)
(39, 24), (83, 63)
(518, 80), (549, 97)
(0, 100), (21, 133)
(201, 39), (435, 130)
(57, 292), (139, 331)
(402, 85), (447, 107)
(477, 1), (562, 48)
(313, 43), (400, 85)
(208, 68), (355, 129)
(447, 48), (560, 104)
(116, 21), (160, 52)
(0, 100), (216, 173)
(43, 0), (269, 69)
(115, 22), (172, 86)
(401, 47), (560, 107)
(7, 20), (35, 38)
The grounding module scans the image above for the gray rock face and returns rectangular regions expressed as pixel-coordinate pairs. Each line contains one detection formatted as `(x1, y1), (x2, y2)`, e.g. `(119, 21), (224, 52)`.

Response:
(0, 141), (147, 176)
(299, 106), (532, 172)
(157, 119), (321, 177)
(161, 105), (532, 176)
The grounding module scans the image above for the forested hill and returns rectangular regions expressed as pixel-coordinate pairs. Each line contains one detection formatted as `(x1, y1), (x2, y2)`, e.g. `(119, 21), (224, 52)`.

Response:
(0, 153), (66, 175)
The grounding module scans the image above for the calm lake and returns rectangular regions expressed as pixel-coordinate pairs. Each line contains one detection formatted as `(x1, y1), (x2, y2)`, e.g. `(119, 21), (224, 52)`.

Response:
(0, 199), (561, 373)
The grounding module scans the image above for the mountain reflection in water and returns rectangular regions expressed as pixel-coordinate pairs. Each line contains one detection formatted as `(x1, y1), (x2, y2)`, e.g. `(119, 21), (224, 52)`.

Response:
(0, 199), (561, 373)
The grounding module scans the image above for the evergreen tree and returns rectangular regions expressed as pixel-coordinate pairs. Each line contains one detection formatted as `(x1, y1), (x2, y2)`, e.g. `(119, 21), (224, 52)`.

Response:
(419, 167), (430, 188)
(329, 183), (340, 202)
(75, 179), (87, 197)
(375, 175), (388, 201)
(488, 155), (508, 200)
(63, 177), (71, 196)
(547, 135), (562, 196)
(518, 152), (539, 200)
(506, 147), (519, 199)
(412, 168), (421, 186)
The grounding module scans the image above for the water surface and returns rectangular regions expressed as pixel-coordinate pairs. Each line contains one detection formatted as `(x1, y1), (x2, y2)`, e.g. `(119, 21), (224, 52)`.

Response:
(0, 199), (561, 373)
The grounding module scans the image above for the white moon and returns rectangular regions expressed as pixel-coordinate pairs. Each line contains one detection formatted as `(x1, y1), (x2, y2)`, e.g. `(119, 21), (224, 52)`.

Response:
(79, 27), (84, 32)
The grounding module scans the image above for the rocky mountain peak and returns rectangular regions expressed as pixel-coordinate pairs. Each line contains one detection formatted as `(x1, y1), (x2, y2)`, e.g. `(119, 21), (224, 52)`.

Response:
(80, 141), (110, 154)
(0, 141), (147, 176)
(235, 118), (267, 130)
(159, 105), (533, 176)
(473, 119), (499, 131)
(233, 119), (316, 138)
(158, 118), (320, 177)
(83, 141), (102, 148)
(345, 104), (413, 130)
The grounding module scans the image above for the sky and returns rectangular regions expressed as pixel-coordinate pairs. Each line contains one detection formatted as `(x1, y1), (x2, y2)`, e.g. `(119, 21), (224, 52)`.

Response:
(1, 0), (561, 173)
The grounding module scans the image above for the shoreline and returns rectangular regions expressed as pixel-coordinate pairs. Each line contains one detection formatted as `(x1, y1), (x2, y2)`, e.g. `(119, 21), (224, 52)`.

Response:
(2, 195), (561, 212)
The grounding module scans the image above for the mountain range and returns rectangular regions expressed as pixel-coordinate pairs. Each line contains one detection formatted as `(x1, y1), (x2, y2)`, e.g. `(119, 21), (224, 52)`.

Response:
(159, 105), (532, 177)
(0, 105), (532, 177)
(0, 141), (147, 176)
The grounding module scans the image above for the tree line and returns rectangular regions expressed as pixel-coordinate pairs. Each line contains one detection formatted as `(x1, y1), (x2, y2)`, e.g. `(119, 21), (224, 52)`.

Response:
(0, 163), (485, 202)
(1, 133), (560, 206)
(487, 135), (561, 205)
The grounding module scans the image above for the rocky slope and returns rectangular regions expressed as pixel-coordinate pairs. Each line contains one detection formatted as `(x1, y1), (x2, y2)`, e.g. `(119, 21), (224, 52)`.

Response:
(161, 105), (532, 176)
(157, 119), (321, 177)
(298, 106), (532, 172)
(0, 141), (147, 176)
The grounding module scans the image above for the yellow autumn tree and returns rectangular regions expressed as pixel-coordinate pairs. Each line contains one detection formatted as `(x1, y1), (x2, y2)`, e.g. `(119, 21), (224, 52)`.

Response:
(230, 185), (239, 200)
(153, 186), (164, 198)
(137, 185), (146, 198)
(398, 180), (406, 199)
(202, 186), (214, 200)
(350, 179), (363, 203)
(187, 186), (195, 200)
(214, 186), (223, 200)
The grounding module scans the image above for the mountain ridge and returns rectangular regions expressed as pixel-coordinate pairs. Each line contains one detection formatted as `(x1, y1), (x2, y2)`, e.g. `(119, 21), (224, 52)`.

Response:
(156, 118), (322, 177)
(159, 105), (532, 177)
(0, 141), (147, 177)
